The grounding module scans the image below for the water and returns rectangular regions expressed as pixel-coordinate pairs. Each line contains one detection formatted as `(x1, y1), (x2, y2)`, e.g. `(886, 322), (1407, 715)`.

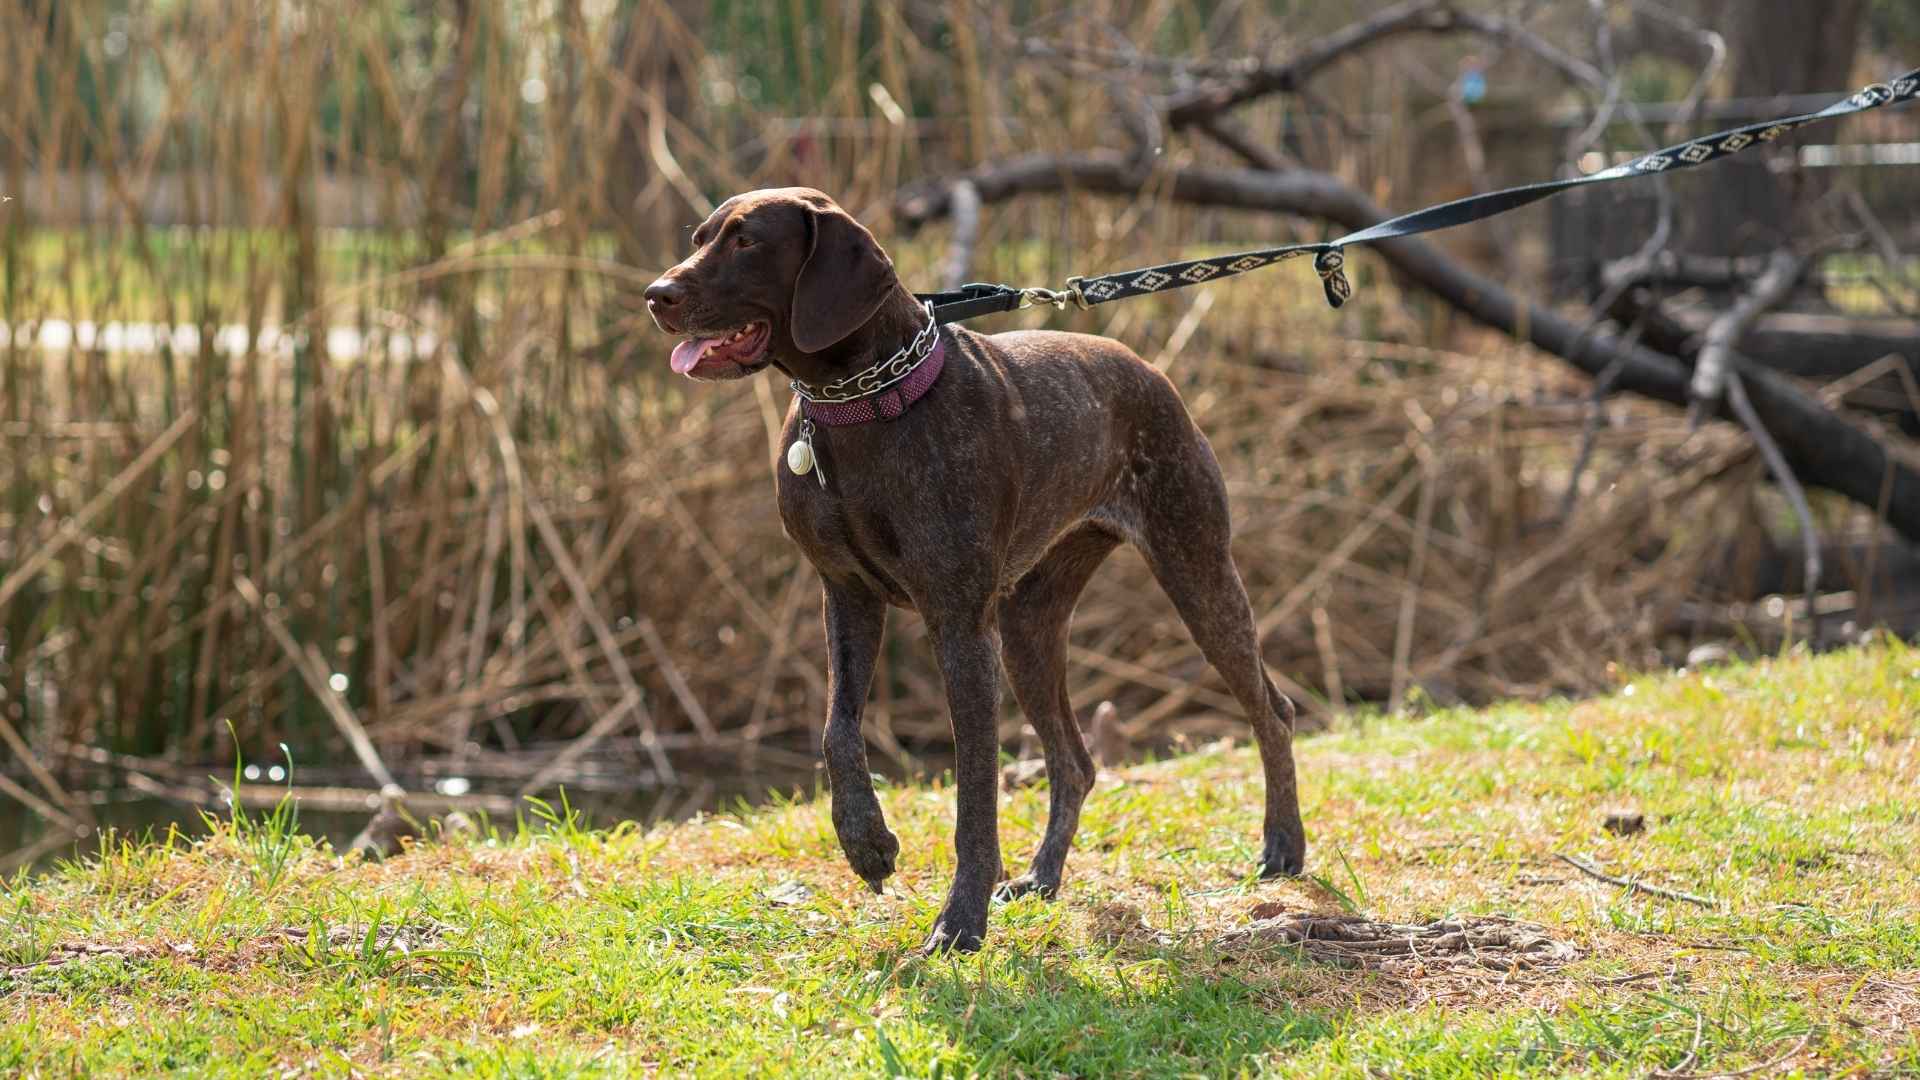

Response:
(2, 757), (832, 876)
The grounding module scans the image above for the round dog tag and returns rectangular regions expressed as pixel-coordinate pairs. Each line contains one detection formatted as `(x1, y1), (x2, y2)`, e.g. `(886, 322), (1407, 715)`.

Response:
(787, 439), (815, 476)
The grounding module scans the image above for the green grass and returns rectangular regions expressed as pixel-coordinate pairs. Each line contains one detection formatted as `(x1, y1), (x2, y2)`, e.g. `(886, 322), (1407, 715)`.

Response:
(6, 641), (1919, 1077)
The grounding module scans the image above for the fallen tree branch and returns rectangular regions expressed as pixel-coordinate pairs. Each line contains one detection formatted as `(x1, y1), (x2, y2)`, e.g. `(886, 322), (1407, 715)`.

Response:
(1219, 908), (1581, 971)
(1605, 288), (1920, 383)
(1689, 312), (1917, 380)
(1555, 853), (1720, 908)
(895, 154), (1920, 542)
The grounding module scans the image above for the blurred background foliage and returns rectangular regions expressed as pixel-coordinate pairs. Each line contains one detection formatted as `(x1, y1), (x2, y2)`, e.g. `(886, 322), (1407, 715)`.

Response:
(1, 1), (1916, 858)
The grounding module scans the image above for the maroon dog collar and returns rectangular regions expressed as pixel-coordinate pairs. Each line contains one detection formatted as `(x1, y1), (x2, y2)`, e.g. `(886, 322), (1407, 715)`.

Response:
(785, 306), (947, 489)
(790, 302), (946, 427)
(798, 337), (945, 426)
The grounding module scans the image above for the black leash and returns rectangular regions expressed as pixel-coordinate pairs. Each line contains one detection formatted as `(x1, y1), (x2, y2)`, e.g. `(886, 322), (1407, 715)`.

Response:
(919, 65), (1919, 322)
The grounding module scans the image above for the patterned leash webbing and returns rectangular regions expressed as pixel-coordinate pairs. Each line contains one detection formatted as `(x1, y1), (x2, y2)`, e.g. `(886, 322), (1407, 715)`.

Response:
(919, 65), (1920, 322)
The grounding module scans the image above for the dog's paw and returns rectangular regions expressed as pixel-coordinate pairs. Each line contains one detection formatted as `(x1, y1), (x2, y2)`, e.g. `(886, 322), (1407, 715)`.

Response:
(1258, 835), (1306, 878)
(992, 873), (1059, 903)
(924, 882), (992, 954)
(834, 811), (899, 890)
(922, 912), (987, 954)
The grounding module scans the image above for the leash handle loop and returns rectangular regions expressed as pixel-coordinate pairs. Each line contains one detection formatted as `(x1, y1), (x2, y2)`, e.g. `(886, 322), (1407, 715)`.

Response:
(1313, 248), (1352, 310)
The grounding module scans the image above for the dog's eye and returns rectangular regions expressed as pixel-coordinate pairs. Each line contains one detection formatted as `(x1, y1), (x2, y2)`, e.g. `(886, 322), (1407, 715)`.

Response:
(734, 234), (756, 249)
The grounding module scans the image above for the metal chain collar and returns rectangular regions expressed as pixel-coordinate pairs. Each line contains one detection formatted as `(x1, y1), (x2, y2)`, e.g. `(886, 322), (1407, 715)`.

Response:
(790, 301), (940, 405)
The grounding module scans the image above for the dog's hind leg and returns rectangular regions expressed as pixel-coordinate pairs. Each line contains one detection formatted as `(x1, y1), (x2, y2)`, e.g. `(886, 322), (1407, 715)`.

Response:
(994, 526), (1121, 901)
(1134, 441), (1308, 878)
(821, 582), (899, 891)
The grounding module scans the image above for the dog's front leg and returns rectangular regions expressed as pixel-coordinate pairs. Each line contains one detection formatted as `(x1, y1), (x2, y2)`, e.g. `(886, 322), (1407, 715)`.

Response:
(923, 620), (1004, 953)
(821, 582), (898, 892)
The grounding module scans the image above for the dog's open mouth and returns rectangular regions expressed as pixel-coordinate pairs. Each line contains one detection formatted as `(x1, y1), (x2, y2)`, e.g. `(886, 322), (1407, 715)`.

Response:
(670, 321), (771, 379)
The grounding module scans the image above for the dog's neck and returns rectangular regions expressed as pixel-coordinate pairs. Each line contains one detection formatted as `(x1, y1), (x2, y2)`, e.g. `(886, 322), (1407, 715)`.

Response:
(775, 283), (929, 387)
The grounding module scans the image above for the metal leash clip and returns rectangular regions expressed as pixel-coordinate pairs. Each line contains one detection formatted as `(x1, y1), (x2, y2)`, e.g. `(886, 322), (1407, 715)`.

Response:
(1018, 285), (1076, 311)
(1040, 279), (1094, 311)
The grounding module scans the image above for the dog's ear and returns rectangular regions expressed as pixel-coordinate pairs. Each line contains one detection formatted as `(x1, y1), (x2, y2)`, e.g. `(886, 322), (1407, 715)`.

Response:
(790, 202), (895, 354)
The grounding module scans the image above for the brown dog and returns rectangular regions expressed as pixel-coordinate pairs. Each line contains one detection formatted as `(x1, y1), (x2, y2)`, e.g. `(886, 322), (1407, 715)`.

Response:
(646, 188), (1305, 952)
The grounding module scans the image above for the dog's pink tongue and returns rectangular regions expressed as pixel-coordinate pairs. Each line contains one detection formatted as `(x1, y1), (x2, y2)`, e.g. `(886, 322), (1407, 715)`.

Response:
(670, 338), (716, 375)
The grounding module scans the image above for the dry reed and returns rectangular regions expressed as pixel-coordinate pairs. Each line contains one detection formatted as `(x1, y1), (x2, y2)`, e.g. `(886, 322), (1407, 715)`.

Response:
(0, 1), (1888, 797)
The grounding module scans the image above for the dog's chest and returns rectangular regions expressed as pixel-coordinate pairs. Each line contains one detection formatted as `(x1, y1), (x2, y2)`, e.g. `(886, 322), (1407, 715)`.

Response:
(776, 466), (917, 603)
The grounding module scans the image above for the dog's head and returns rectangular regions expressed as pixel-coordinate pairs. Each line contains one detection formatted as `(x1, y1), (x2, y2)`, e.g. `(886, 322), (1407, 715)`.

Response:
(644, 188), (898, 381)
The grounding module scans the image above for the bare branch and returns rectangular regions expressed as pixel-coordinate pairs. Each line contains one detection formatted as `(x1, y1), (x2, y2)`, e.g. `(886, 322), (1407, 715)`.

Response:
(1725, 369), (1823, 644)
(1161, 1), (1604, 130)
(1625, 0), (1726, 137)
(1191, 114), (1293, 172)
(1688, 250), (1807, 416)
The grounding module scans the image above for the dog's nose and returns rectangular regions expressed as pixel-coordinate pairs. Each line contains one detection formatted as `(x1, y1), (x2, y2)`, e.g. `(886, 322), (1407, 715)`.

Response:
(645, 276), (684, 309)
(645, 276), (686, 331)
